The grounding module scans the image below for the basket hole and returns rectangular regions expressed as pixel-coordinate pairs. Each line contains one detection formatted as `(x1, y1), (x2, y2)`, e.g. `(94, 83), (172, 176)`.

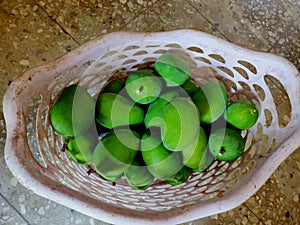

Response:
(47, 128), (55, 149)
(191, 66), (219, 86)
(253, 84), (266, 101)
(40, 107), (49, 129)
(100, 50), (118, 59)
(153, 49), (168, 54)
(164, 43), (182, 48)
(123, 45), (140, 51)
(206, 160), (220, 171)
(133, 50), (148, 56)
(238, 81), (251, 92)
(225, 177), (240, 190)
(142, 57), (157, 62)
(229, 156), (243, 170)
(194, 56), (211, 65)
(211, 173), (227, 185)
(217, 66), (235, 78)
(187, 46), (204, 54)
(265, 138), (277, 155)
(214, 163), (230, 176)
(219, 77), (238, 92)
(122, 59), (138, 66)
(242, 160), (256, 175)
(113, 54), (128, 61)
(205, 182), (225, 193)
(198, 176), (214, 187)
(238, 60), (257, 74)
(145, 44), (160, 48)
(208, 54), (226, 63)
(264, 74), (291, 128)
(264, 108), (273, 128)
(94, 62), (106, 68)
(201, 169), (216, 180)
(246, 131), (254, 148)
(244, 145), (257, 162)
(256, 135), (270, 156)
(233, 66), (249, 80)
(43, 138), (54, 164)
(132, 61), (155, 70)
(189, 172), (204, 182)
(255, 122), (264, 141)
(191, 186), (207, 195)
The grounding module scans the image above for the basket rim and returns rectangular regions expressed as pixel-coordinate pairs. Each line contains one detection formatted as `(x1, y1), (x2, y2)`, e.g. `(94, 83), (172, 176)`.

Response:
(3, 29), (300, 225)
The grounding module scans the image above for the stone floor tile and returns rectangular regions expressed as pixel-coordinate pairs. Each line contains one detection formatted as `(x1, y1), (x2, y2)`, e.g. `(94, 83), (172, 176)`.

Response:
(186, 0), (272, 51)
(0, 0), (299, 224)
(244, 151), (300, 225)
(182, 204), (264, 225)
(35, 0), (151, 44)
(0, 0), (78, 112)
(0, 156), (111, 225)
(124, 0), (223, 38)
(269, 16), (300, 70)
(0, 196), (29, 225)
(235, 0), (299, 46)
(286, 0), (300, 9)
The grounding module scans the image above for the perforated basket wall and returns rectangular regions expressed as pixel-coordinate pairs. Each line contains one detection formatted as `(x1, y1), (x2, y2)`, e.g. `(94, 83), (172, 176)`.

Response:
(4, 30), (300, 225)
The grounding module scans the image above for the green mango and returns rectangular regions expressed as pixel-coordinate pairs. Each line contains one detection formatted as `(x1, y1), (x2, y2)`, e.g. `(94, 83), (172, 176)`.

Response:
(93, 129), (139, 182)
(154, 53), (191, 86)
(164, 166), (190, 185)
(102, 80), (125, 94)
(141, 132), (182, 180)
(95, 92), (144, 129)
(67, 128), (98, 166)
(224, 99), (259, 130)
(192, 82), (228, 124)
(182, 126), (207, 169)
(181, 80), (198, 95)
(50, 84), (95, 137)
(125, 70), (163, 104)
(144, 91), (179, 128)
(161, 97), (200, 151)
(208, 128), (245, 162)
(124, 158), (154, 190)
(193, 148), (215, 172)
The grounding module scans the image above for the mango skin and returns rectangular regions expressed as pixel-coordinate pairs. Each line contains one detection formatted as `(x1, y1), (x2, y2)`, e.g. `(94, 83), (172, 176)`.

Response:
(161, 97), (200, 151)
(93, 129), (139, 182)
(124, 159), (154, 190)
(125, 70), (163, 104)
(208, 128), (245, 162)
(192, 82), (228, 124)
(102, 80), (125, 94)
(95, 92), (144, 129)
(144, 91), (179, 128)
(154, 53), (191, 86)
(50, 84), (95, 137)
(164, 166), (190, 185)
(67, 128), (98, 166)
(182, 126), (207, 169)
(224, 99), (259, 130)
(141, 133), (182, 180)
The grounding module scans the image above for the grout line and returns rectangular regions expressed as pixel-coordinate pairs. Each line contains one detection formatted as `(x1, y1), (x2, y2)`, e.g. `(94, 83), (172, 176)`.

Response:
(185, 0), (231, 41)
(0, 192), (32, 225)
(32, 0), (81, 46)
(242, 203), (267, 225)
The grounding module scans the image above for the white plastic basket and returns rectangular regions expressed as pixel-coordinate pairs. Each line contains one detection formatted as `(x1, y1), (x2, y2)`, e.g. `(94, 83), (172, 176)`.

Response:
(3, 30), (300, 225)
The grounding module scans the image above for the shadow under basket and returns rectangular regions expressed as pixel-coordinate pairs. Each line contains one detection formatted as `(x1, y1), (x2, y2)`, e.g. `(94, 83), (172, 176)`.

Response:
(3, 30), (300, 225)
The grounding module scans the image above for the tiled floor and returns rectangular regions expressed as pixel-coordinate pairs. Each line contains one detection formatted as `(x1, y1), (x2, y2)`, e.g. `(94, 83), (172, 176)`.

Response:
(0, 0), (299, 224)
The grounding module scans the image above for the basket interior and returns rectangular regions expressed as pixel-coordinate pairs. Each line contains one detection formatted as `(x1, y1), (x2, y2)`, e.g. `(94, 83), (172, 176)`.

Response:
(21, 37), (299, 214)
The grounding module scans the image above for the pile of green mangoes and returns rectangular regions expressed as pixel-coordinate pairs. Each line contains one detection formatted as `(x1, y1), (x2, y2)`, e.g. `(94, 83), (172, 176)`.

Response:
(50, 53), (259, 190)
